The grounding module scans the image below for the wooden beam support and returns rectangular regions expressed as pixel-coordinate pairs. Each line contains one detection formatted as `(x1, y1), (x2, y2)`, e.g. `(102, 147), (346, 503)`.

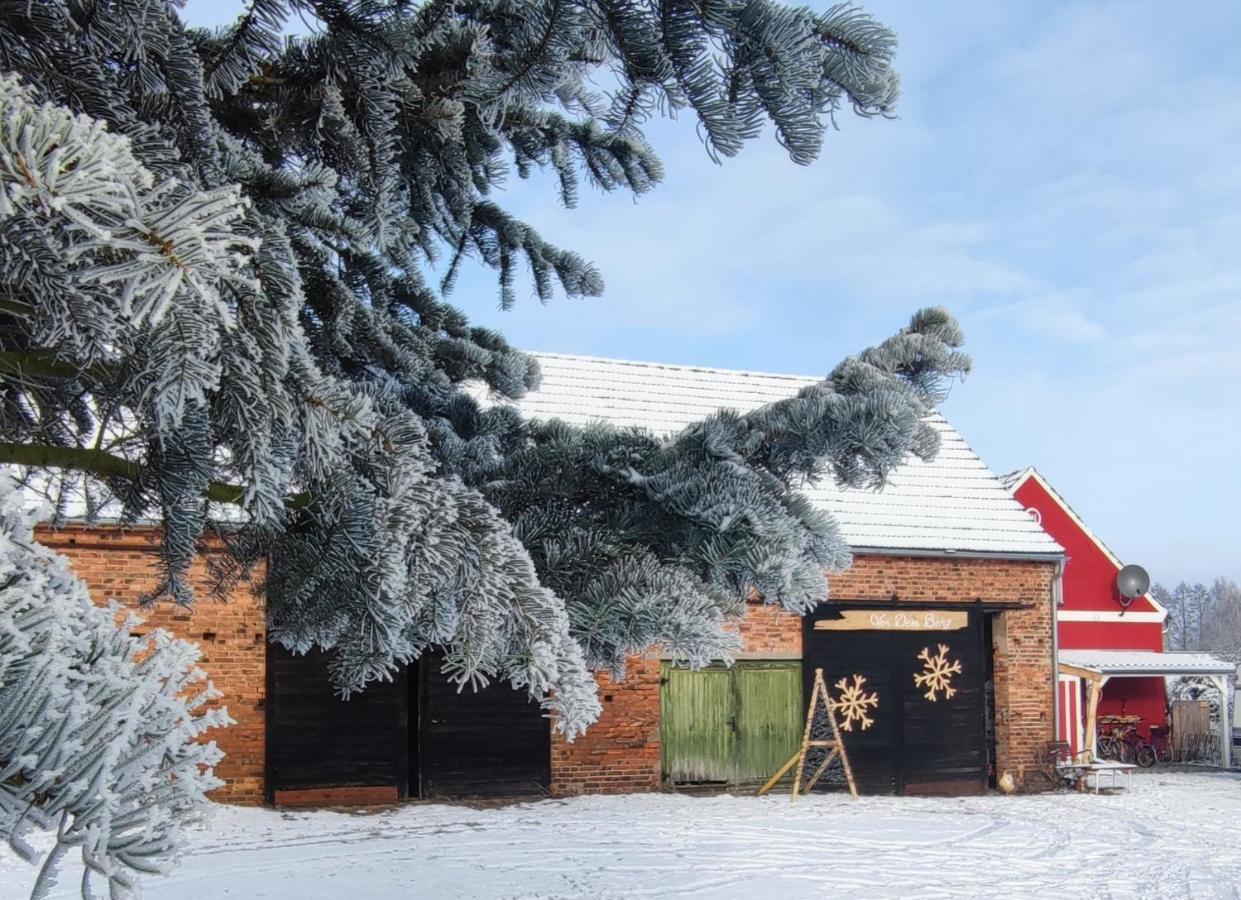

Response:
(1083, 675), (1103, 760)
(1058, 662), (1101, 681)
(1208, 675), (1232, 769)
(802, 748), (840, 794)
(756, 752), (802, 797)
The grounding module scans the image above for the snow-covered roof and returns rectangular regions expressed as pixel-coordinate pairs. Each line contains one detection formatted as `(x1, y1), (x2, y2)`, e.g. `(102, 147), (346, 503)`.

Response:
(510, 352), (1063, 558)
(1059, 649), (1236, 677)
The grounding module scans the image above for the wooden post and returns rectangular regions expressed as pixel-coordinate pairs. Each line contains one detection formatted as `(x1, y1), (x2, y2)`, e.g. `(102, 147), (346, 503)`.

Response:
(801, 748), (840, 794)
(756, 752), (802, 797)
(1060, 663), (1104, 761)
(789, 669), (821, 803)
(1208, 675), (1232, 769)
(1083, 674), (1103, 759)
(764, 668), (858, 801)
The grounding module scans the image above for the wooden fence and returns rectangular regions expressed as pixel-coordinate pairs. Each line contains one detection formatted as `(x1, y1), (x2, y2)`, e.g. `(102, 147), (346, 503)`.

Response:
(1171, 700), (1218, 762)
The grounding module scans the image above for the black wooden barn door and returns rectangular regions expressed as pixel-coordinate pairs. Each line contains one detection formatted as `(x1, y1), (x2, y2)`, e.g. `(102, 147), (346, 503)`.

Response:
(267, 646), (550, 801)
(266, 644), (407, 801)
(417, 654), (551, 798)
(897, 617), (988, 795)
(802, 605), (990, 796)
(801, 626), (900, 794)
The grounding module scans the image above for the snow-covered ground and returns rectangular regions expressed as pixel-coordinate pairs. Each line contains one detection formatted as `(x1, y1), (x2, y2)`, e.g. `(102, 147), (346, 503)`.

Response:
(4, 771), (1240, 899)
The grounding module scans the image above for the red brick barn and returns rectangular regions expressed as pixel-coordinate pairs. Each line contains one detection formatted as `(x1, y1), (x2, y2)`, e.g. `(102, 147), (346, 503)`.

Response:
(520, 355), (1064, 796)
(1003, 467), (1234, 766)
(29, 354), (1067, 804)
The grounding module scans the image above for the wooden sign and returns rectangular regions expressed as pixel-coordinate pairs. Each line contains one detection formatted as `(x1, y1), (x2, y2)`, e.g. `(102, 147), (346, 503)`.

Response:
(813, 609), (968, 632)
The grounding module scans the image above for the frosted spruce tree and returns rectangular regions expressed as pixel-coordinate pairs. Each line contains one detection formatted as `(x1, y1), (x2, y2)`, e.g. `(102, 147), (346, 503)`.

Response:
(0, 0), (967, 737)
(0, 475), (228, 899)
(1203, 578), (1241, 663)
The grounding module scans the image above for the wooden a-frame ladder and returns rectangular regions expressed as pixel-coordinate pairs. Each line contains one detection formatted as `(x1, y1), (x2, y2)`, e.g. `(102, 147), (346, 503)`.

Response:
(757, 667), (859, 801)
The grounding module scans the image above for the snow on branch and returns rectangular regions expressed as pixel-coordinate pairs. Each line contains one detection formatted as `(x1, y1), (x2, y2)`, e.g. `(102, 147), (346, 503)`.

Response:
(0, 475), (229, 899)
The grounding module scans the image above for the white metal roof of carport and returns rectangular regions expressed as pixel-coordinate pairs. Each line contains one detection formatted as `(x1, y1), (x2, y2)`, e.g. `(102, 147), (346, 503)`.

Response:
(1058, 650), (1236, 768)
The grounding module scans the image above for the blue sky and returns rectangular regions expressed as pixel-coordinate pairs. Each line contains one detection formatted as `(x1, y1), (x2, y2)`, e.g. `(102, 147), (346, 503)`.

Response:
(185, 1), (1240, 586)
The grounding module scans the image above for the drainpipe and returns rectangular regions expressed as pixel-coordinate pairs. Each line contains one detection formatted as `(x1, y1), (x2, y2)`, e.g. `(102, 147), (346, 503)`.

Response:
(1051, 558), (1065, 742)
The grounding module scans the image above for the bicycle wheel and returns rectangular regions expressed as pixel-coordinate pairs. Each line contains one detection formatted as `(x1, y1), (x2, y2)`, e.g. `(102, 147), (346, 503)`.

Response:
(1135, 743), (1156, 768)
(1097, 736), (1119, 760)
(1154, 740), (1173, 764)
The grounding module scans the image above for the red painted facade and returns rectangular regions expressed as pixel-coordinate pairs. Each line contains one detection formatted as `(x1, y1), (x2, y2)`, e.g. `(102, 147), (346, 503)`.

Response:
(1010, 471), (1167, 739)
(1059, 619), (1161, 652)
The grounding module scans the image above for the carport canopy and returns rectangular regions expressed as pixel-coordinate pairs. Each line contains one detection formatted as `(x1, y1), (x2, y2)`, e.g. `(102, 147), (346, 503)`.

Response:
(1059, 650), (1236, 768)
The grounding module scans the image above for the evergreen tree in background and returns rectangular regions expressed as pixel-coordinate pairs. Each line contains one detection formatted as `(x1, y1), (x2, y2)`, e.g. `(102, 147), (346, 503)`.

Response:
(1155, 581), (1210, 652)
(0, 0), (968, 751)
(1154, 578), (1241, 662)
(1202, 578), (1241, 663)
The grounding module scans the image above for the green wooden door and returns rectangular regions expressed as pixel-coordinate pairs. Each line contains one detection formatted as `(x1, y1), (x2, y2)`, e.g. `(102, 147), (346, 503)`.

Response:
(661, 662), (802, 786)
(734, 663), (803, 784)
(660, 666), (734, 783)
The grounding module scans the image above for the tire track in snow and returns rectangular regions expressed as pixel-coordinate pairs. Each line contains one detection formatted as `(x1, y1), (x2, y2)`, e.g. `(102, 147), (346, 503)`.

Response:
(4, 771), (1239, 899)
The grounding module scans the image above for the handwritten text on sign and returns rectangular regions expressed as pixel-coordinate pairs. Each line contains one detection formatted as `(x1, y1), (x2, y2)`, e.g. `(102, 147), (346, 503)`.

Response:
(813, 610), (968, 632)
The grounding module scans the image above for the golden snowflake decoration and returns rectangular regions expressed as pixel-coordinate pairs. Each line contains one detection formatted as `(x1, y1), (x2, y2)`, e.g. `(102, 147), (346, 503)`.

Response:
(913, 643), (962, 702)
(830, 674), (880, 731)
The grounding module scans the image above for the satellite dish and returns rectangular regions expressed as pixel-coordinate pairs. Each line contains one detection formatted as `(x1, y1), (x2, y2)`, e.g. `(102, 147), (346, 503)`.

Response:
(1116, 564), (1151, 606)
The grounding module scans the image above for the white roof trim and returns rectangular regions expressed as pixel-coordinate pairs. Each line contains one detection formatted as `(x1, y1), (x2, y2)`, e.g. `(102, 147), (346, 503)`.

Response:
(1005, 467), (1166, 618)
(850, 546), (1065, 561)
(1057, 609), (1165, 624)
(1059, 649), (1235, 677)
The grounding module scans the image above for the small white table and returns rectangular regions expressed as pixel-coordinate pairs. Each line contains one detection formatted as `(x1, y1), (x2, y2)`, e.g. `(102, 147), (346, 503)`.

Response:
(1083, 759), (1136, 793)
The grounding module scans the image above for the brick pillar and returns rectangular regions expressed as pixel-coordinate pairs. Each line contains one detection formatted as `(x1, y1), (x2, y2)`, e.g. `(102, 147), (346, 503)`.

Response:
(991, 605), (1056, 790)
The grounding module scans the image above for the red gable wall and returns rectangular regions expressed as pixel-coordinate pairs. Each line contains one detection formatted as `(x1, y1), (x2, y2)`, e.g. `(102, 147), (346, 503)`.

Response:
(1012, 473), (1167, 736)
(1011, 474), (1163, 653)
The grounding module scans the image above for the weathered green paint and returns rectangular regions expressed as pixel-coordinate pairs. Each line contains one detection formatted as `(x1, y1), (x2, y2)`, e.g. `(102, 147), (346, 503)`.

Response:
(734, 663), (803, 783)
(660, 666), (734, 783)
(660, 662), (802, 786)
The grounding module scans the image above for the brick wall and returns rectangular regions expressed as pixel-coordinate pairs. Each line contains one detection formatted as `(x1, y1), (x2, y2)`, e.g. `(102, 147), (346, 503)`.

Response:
(828, 553), (1057, 790)
(34, 524), (267, 805)
(551, 553), (1057, 795)
(31, 524), (1055, 802)
(725, 600), (802, 656)
(550, 659), (663, 795)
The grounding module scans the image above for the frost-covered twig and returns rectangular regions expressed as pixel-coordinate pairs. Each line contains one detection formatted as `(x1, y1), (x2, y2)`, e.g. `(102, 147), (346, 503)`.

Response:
(0, 475), (229, 899)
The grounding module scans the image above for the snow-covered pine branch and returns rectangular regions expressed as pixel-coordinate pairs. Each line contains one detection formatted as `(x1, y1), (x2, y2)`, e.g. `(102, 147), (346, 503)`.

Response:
(0, 475), (229, 899)
(464, 308), (969, 675)
(0, 1), (933, 753)
(0, 69), (600, 739)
